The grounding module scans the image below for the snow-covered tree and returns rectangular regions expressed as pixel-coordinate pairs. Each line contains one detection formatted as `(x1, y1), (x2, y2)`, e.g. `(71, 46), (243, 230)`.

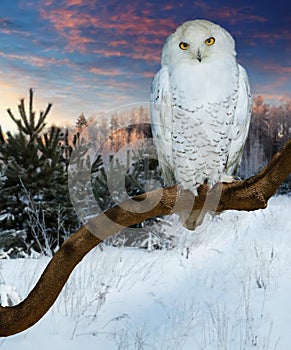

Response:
(75, 113), (88, 133)
(239, 96), (291, 192)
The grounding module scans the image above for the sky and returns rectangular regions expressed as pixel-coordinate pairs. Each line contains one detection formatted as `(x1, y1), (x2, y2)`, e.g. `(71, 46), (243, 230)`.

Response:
(0, 0), (290, 131)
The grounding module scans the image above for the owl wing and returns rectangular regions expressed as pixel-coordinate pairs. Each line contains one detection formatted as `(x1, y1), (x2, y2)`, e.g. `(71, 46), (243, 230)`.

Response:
(150, 66), (175, 185)
(226, 64), (252, 175)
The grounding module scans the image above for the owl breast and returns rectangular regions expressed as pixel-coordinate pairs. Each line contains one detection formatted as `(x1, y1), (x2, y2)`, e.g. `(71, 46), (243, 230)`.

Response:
(167, 58), (240, 194)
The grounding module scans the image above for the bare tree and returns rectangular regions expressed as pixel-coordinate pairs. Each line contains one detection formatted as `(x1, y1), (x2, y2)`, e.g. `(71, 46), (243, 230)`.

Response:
(1, 139), (291, 337)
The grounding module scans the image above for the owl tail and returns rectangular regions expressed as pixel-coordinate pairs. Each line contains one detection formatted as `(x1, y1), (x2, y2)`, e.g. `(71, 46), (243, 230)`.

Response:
(179, 210), (207, 231)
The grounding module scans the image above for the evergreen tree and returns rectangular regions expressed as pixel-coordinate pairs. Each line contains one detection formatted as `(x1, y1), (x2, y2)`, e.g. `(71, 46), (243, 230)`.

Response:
(0, 89), (80, 255)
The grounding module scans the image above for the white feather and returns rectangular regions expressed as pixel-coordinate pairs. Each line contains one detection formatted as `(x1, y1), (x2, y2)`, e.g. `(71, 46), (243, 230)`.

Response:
(150, 19), (251, 197)
(150, 66), (174, 184)
(226, 65), (252, 174)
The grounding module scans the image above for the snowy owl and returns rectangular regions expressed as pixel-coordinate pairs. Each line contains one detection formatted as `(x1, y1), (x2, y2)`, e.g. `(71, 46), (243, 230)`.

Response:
(150, 19), (252, 229)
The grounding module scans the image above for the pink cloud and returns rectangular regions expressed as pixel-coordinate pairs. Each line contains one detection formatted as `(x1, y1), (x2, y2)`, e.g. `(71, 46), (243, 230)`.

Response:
(0, 26), (31, 38)
(254, 76), (289, 96)
(0, 51), (73, 68)
(163, 4), (175, 11)
(104, 79), (137, 91)
(89, 67), (123, 77)
(97, 36), (164, 62)
(40, 0), (55, 5)
(263, 64), (291, 74)
(92, 47), (161, 63)
(64, 0), (84, 6)
(88, 66), (154, 81)
(38, 2), (176, 58)
(109, 40), (128, 48)
(143, 71), (155, 78)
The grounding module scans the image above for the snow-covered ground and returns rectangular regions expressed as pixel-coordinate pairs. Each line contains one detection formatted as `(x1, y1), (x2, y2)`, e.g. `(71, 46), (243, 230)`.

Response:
(1, 195), (291, 349)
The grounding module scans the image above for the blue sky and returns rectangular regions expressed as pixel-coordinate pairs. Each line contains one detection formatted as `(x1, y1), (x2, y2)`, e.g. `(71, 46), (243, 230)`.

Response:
(0, 0), (290, 131)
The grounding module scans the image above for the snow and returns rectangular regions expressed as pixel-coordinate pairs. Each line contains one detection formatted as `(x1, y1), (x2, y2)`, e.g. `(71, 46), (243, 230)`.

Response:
(1, 195), (291, 349)
(0, 214), (14, 223)
(0, 284), (20, 306)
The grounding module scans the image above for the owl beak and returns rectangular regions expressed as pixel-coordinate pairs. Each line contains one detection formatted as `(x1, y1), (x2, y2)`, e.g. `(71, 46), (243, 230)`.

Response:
(196, 50), (202, 62)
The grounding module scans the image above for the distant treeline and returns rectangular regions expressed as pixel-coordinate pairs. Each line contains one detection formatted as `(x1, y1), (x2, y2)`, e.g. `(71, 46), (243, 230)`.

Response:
(240, 95), (291, 192)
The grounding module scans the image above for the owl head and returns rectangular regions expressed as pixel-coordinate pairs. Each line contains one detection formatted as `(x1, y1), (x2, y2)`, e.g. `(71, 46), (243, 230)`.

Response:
(161, 19), (236, 66)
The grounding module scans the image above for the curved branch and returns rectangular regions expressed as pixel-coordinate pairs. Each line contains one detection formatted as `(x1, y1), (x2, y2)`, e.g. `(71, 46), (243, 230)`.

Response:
(1, 139), (291, 337)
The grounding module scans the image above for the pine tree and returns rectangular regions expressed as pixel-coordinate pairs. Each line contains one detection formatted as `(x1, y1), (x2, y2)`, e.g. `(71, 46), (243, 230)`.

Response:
(0, 89), (80, 255)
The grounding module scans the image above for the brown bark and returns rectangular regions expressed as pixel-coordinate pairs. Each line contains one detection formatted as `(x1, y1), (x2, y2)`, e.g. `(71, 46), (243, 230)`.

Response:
(1, 139), (291, 337)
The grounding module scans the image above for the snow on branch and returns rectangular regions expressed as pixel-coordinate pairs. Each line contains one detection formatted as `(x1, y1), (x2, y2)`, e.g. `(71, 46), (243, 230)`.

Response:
(1, 139), (291, 337)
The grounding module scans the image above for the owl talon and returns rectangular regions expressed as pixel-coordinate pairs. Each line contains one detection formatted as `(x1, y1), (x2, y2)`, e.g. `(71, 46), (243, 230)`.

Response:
(220, 174), (236, 183)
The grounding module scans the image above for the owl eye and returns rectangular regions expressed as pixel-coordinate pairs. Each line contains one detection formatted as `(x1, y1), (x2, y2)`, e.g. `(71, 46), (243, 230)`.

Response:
(205, 37), (215, 46)
(179, 42), (189, 50)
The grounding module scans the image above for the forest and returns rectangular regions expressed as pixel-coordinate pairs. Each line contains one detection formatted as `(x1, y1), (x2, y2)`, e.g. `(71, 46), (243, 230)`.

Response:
(0, 89), (290, 258)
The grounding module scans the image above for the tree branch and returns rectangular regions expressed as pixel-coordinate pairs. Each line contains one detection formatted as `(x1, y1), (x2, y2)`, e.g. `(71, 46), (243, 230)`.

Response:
(1, 139), (291, 337)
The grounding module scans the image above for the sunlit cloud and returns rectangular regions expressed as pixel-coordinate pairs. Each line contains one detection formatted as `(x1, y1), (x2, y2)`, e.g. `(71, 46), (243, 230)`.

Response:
(104, 79), (138, 91)
(0, 26), (31, 38)
(89, 67), (124, 77)
(37, 1), (176, 58)
(143, 71), (155, 78)
(263, 64), (291, 74)
(254, 76), (290, 97)
(0, 51), (73, 68)
(92, 47), (161, 63)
